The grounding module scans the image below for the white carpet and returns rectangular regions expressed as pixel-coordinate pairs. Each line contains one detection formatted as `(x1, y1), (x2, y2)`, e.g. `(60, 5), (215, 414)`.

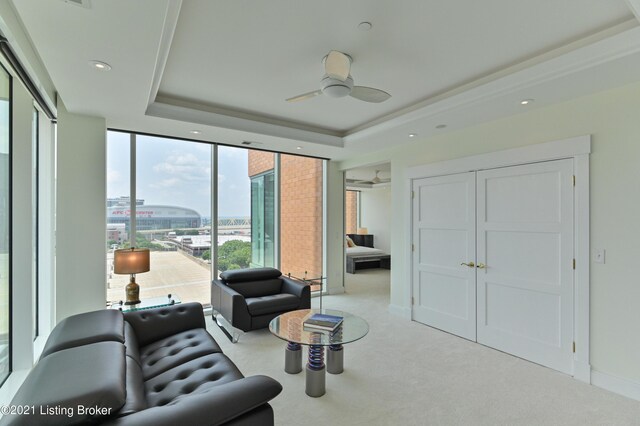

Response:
(206, 270), (640, 425)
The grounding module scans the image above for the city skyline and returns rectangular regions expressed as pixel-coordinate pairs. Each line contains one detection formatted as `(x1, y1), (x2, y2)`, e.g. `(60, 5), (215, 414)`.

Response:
(107, 131), (252, 218)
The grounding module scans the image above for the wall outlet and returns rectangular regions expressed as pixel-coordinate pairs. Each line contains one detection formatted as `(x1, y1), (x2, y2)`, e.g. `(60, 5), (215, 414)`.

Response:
(593, 249), (605, 264)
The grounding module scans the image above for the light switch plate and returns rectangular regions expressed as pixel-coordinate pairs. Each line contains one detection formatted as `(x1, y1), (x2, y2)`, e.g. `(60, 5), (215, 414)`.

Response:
(593, 249), (605, 264)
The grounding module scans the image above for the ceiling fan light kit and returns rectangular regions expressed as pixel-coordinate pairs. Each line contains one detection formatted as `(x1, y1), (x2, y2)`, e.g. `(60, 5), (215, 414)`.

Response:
(321, 75), (353, 98)
(287, 50), (391, 103)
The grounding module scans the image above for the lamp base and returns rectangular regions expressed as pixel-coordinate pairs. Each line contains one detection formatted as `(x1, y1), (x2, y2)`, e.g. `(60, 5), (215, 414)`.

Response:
(124, 279), (140, 305)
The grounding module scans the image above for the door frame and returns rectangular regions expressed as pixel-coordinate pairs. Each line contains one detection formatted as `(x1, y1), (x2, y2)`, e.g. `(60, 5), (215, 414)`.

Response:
(405, 135), (591, 383)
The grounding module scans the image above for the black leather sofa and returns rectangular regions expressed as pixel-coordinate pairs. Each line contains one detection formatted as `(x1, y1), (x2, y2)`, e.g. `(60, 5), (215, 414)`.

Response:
(211, 267), (311, 333)
(0, 303), (282, 426)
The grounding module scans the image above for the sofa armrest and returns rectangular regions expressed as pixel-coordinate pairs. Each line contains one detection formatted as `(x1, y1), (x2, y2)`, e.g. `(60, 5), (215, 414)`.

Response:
(212, 280), (251, 332)
(103, 375), (282, 426)
(124, 302), (206, 347)
(281, 277), (310, 302)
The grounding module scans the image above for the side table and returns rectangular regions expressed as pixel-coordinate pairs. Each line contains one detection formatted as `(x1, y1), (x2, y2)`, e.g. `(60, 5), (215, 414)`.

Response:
(108, 294), (181, 312)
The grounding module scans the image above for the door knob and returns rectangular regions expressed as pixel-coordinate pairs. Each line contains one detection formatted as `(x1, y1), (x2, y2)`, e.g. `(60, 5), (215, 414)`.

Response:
(476, 263), (486, 269)
(460, 262), (475, 268)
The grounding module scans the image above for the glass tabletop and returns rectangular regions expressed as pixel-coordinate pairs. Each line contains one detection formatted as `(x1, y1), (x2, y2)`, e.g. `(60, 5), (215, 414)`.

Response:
(269, 309), (369, 346)
(107, 295), (181, 312)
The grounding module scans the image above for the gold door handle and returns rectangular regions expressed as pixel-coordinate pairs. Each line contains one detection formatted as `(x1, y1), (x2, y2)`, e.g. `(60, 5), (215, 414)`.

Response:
(476, 263), (486, 269)
(460, 262), (475, 268)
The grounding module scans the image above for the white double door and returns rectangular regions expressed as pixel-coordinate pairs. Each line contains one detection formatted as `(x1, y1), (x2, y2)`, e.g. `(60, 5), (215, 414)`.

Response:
(412, 159), (574, 374)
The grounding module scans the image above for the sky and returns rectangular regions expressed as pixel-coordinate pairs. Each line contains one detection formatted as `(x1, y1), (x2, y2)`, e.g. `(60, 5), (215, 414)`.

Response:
(107, 131), (251, 217)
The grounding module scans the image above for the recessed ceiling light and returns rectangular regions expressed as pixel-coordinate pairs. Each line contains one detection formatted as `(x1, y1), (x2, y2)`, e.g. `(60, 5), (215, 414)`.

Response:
(189, 130), (201, 135)
(296, 146), (302, 150)
(436, 124), (447, 129)
(408, 133), (417, 138)
(520, 99), (534, 105)
(89, 60), (111, 71)
(358, 22), (373, 31)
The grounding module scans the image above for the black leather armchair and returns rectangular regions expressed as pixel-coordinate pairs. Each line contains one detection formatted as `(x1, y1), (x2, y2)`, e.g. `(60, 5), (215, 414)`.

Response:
(211, 267), (311, 334)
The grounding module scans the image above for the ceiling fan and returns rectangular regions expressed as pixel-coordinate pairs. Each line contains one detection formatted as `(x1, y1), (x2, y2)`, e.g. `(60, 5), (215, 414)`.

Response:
(355, 170), (391, 185)
(286, 50), (391, 103)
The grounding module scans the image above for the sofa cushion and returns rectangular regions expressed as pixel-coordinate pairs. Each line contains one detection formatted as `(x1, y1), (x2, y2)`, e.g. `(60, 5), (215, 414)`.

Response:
(220, 267), (282, 283)
(40, 309), (124, 359)
(144, 353), (244, 408)
(227, 279), (283, 298)
(116, 356), (147, 417)
(139, 329), (222, 380)
(245, 293), (300, 316)
(2, 342), (126, 426)
(124, 322), (141, 366)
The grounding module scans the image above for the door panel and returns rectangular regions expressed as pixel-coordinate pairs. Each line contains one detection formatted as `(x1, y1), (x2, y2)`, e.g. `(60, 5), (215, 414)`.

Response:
(412, 173), (476, 340)
(476, 159), (574, 374)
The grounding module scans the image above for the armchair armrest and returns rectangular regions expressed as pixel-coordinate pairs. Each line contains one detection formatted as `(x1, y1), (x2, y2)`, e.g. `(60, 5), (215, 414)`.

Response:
(212, 280), (251, 332)
(104, 375), (282, 426)
(281, 277), (311, 308)
(124, 302), (206, 347)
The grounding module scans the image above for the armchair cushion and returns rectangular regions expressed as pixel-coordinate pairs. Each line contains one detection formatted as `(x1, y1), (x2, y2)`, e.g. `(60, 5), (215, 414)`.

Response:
(227, 279), (282, 298)
(139, 328), (222, 380)
(245, 294), (301, 316)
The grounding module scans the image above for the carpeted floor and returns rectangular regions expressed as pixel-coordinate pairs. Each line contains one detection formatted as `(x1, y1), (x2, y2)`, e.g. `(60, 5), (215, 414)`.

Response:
(206, 269), (640, 425)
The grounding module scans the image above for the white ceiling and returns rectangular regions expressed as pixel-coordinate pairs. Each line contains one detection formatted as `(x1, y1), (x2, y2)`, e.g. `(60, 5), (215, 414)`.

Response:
(345, 163), (391, 182)
(10, 0), (640, 160)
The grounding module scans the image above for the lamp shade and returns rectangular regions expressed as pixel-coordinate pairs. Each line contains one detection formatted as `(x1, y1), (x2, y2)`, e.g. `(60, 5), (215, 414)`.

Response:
(357, 227), (368, 235)
(113, 248), (150, 274)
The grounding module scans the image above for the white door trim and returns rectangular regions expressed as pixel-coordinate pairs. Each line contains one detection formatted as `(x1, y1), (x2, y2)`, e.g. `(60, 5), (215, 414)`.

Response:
(406, 135), (591, 383)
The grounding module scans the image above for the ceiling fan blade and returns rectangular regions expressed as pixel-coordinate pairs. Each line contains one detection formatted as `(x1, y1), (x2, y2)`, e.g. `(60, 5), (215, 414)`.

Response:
(350, 86), (391, 103)
(325, 50), (351, 81)
(286, 90), (322, 102)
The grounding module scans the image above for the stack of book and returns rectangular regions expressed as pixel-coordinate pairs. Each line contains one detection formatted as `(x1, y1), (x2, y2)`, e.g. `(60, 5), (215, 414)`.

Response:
(303, 313), (343, 332)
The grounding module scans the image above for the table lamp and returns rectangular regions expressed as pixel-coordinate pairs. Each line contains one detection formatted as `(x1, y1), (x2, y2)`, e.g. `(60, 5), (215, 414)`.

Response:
(113, 247), (150, 305)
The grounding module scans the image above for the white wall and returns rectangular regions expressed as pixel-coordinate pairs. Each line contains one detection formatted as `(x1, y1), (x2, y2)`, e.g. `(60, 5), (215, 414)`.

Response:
(360, 187), (391, 253)
(325, 161), (345, 294)
(338, 80), (640, 388)
(55, 101), (106, 322)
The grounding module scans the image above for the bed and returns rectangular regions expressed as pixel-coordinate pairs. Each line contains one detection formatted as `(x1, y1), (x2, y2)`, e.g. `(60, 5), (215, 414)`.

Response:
(346, 233), (391, 274)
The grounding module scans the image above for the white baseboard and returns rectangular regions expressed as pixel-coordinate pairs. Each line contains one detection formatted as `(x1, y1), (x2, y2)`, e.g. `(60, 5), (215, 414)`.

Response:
(388, 304), (411, 320)
(573, 361), (591, 383)
(591, 369), (640, 401)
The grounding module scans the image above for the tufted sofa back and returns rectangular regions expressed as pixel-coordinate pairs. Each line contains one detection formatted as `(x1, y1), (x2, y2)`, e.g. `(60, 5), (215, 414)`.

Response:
(124, 302), (205, 347)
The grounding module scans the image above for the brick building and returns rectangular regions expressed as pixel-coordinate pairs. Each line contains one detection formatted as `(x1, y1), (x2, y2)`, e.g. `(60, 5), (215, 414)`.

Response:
(247, 151), (323, 279)
(345, 190), (358, 234)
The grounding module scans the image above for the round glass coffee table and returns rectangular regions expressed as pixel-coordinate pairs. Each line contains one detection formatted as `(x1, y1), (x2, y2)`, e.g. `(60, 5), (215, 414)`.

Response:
(269, 309), (369, 397)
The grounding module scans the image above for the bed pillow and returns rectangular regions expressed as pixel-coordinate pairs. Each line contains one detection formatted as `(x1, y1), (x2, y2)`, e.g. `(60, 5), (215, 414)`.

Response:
(346, 236), (357, 247)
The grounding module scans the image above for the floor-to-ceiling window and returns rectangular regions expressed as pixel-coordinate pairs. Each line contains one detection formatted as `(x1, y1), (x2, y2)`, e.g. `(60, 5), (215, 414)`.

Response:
(107, 131), (325, 307)
(218, 146), (274, 275)
(32, 107), (39, 340)
(106, 131), (213, 307)
(134, 135), (212, 305)
(0, 64), (11, 385)
(345, 189), (359, 234)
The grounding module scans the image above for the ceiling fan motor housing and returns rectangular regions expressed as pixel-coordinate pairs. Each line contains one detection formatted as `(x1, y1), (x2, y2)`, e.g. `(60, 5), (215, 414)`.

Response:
(321, 75), (354, 98)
